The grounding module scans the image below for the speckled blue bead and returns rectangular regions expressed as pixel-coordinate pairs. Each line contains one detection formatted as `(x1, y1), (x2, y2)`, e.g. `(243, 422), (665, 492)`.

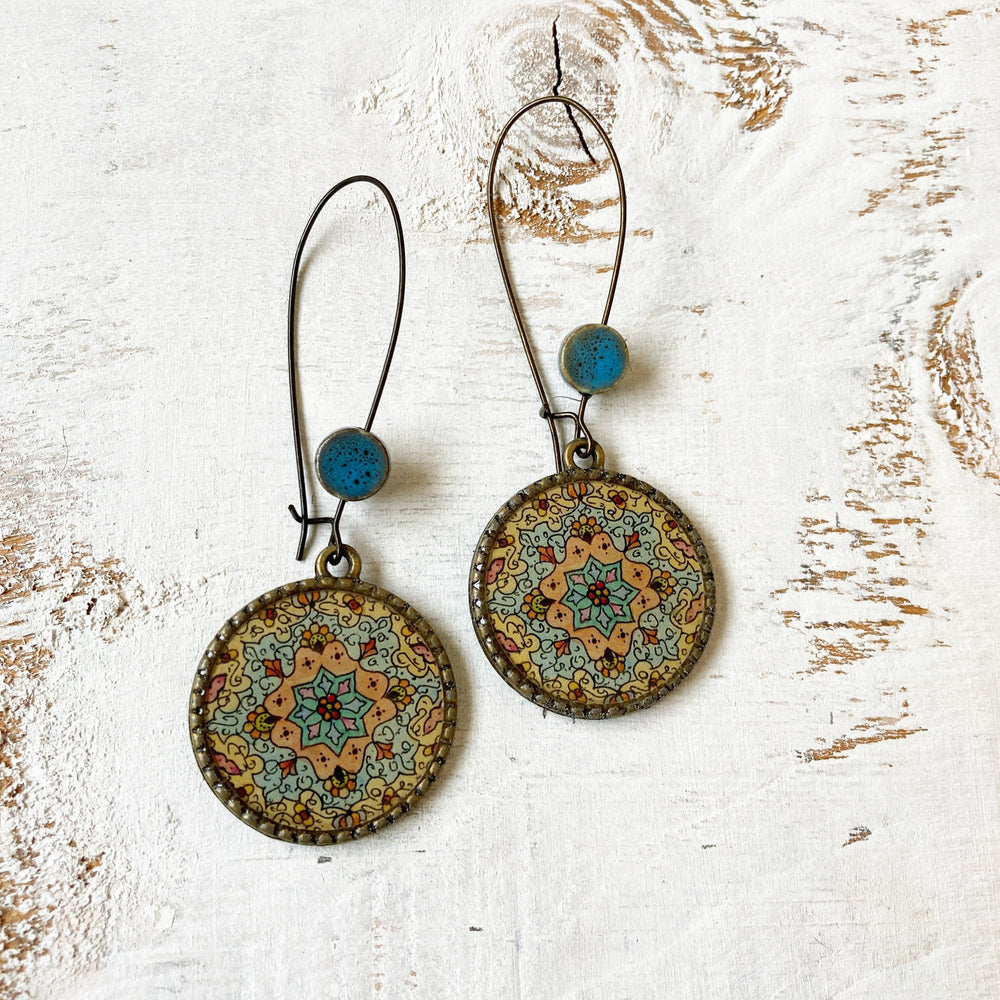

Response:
(315, 428), (389, 501)
(559, 324), (629, 395)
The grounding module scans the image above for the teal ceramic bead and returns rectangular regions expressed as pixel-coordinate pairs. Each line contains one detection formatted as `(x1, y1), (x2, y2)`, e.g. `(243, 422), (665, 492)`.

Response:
(315, 428), (389, 501)
(559, 324), (629, 395)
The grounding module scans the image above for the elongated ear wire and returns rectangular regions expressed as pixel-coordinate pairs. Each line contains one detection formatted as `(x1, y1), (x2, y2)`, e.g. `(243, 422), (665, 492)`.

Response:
(286, 175), (405, 562)
(487, 96), (627, 472)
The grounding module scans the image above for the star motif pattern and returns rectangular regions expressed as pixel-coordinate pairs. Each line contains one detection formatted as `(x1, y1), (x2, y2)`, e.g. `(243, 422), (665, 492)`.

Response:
(289, 667), (374, 755)
(562, 555), (639, 639)
(264, 636), (397, 779)
(478, 477), (712, 712)
(536, 528), (663, 660)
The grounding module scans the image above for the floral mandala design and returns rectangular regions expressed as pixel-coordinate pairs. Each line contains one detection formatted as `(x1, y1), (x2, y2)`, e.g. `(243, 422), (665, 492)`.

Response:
(190, 582), (454, 842)
(473, 471), (714, 716)
(540, 530), (661, 659)
(265, 637), (396, 778)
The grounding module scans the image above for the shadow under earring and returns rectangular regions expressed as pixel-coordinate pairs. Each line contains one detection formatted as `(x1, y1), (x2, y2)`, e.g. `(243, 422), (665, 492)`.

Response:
(190, 176), (456, 843)
(470, 98), (715, 719)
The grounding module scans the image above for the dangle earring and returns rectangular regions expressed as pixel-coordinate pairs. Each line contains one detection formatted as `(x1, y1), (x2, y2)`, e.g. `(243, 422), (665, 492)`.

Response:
(190, 177), (456, 842)
(470, 98), (715, 719)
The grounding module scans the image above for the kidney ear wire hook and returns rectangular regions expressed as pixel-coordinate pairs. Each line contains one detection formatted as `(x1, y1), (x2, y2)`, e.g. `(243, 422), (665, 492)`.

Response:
(486, 95), (627, 472)
(287, 175), (405, 562)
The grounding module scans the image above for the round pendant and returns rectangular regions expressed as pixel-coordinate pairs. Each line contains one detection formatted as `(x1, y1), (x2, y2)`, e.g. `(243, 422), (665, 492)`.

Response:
(190, 566), (456, 843)
(470, 467), (715, 718)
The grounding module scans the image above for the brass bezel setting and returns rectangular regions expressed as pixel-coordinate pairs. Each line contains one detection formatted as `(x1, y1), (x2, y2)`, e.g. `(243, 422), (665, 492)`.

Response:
(469, 466), (715, 719)
(190, 574), (457, 844)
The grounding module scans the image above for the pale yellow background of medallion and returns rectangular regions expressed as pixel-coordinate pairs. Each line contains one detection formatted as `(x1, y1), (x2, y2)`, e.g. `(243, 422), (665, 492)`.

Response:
(481, 474), (710, 708)
(2, 2), (999, 998)
(197, 585), (451, 834)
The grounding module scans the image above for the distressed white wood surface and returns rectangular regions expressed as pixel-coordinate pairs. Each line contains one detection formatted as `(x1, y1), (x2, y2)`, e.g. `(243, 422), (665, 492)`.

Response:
(2, 2), (999, 997)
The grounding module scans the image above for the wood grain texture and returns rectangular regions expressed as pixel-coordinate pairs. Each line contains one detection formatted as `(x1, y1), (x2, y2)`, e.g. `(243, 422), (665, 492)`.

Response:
(2, 1), (999, 998)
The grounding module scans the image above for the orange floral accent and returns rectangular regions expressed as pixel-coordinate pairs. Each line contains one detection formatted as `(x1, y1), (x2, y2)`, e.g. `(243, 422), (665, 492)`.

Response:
(651, 574), (677, 598)
(336, 811), (362, 830)
(570, 516), (600, 541)
(300, 625), (332, 651)
(326, 766), (358, 797)
(244, 708), (275, 739)
(521, 589), (552, 621)
(599, 649), (626, 678)
(387, 677), (413, 707)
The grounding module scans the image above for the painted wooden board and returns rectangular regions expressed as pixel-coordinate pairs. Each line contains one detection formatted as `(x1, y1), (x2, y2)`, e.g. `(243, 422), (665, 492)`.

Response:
(2, 1), (999, 997)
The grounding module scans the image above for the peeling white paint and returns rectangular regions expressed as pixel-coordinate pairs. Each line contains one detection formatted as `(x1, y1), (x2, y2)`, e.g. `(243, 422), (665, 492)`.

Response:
(2, 2), (999, 998)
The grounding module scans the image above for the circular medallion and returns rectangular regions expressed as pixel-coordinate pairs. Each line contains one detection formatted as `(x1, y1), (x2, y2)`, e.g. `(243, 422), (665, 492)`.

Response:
(470, 468), (714, 718)
(190, 575), (456, 843)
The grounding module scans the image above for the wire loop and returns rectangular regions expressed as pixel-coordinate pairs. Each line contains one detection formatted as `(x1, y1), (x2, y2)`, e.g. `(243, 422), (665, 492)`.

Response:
(487, 96), (626, 472)
(315, 544), (363, 581)
(287, 176), (405, 562)
(563, 437), (606, 471)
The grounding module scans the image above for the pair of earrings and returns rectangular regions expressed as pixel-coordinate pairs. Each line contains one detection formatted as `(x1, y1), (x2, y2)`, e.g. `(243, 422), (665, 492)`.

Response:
(189, 98), (716, 844)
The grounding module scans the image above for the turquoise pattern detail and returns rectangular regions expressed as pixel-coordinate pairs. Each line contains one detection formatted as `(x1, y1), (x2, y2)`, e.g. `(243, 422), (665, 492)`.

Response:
(477, 474), (712, 715)
(202, 594), (445, 823)
(559, 324), (628, 395)
(504, 510), (686, 689)
(316, 427), (389, 500)
(563, 556), (639, 638)
(290, 667), (373, 754)
(481, 477), (711, 706)
(194, 579), (455, 840)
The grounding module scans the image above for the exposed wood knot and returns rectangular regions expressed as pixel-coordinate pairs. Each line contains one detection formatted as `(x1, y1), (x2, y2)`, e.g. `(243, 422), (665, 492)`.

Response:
(486, 1), (797, 242)
(926, 272), (1000, 482)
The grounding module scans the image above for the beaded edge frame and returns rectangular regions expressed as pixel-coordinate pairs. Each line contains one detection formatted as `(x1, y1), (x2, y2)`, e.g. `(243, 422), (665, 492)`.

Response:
(469, 466), (716, 719)
(189, 575), (457, 844)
